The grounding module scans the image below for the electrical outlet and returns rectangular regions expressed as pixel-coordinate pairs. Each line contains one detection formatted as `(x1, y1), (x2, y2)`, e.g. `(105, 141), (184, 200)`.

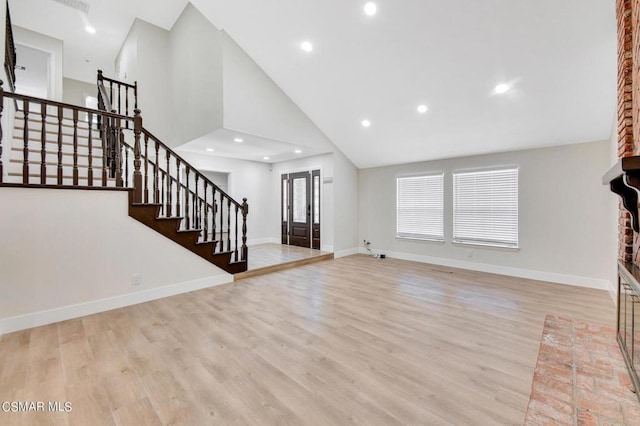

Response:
(132, 273), (142, 286)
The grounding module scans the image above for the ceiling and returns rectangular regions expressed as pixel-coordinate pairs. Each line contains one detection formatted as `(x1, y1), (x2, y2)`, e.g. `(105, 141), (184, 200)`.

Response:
(9, 0), (617, 169)
(178, 128), (326, 164)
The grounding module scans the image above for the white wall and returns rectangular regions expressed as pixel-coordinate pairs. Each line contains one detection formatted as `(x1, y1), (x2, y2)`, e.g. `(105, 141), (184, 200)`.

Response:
(332, 149), (359, 255)
(0, 188), (231, 334)
(270, 151), (359, 254)
(115, 24), (137, 83)
(221, 33), (334, 154)
(62, 77), (95, 107)
(359, 140), (615, 289)
(13, 26), (63, 101)
(177, 151), (274, 245)
(115, 19), (171, 143)
(168, 4), (223, 147)
(272, 154), (334, 251)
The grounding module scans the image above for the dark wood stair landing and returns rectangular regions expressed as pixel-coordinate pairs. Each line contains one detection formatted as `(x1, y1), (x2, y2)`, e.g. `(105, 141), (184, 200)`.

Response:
(127, 194), (247, 274)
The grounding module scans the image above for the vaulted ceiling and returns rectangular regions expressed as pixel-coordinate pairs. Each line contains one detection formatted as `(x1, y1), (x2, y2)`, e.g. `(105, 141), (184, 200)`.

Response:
(9, 0), (617, 168)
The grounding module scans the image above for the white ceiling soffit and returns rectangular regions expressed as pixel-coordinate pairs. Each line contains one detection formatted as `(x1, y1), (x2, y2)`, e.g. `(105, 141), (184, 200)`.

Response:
(9, 0), (616, 168)
(177, 128), (327, 164)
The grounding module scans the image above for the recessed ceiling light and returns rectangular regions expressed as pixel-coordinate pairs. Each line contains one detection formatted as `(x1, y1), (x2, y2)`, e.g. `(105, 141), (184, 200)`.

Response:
(362, 119), (371, 127)
(234, 138), (243, 143)
(206, 148), (214, 152)
(301, 41), (313, 52)
(295, 149), (302, 154)
(263, 156), (270, 160)
(417, 105), (428, 113)
(494, 83), (510, 94)
(364, 2), (377, 16)
(85, 25), (96, 34)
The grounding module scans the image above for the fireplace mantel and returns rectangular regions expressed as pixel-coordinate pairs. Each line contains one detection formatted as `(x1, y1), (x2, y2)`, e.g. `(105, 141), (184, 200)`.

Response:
(603, 156), (640, 232)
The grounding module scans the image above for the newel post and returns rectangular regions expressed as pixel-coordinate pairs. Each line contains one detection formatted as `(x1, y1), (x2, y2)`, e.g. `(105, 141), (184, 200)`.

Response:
(242, 198), (249, 262)
(133, 109), (143, 202)
(0, 80), (4, 183)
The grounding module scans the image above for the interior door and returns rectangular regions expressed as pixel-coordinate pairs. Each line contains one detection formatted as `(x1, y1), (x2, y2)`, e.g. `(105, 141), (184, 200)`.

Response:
(288, 171), (311, 247)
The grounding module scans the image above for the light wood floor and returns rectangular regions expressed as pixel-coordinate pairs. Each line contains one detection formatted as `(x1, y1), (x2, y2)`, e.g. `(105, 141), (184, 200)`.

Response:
(0, 255), (615, 425)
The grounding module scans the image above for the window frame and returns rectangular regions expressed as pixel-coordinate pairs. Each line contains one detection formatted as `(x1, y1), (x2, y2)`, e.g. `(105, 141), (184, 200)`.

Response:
(452, 166), (519, 249)
(396, 172), (445, 242)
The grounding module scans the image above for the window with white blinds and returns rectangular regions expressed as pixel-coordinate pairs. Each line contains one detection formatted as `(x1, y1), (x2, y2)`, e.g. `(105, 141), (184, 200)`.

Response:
(453, 168), (518, 248)
(396, 174), (444, 241)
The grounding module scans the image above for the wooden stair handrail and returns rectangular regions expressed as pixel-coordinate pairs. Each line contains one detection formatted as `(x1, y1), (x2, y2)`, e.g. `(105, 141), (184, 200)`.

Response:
(97, 79), (113, 113)
(5, 1), (16, 92)
(5, 91), (132, 122)
(140, 128), (243, 209)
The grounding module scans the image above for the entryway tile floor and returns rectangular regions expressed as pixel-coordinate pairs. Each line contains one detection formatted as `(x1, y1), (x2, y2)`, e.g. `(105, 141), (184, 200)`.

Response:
(234, 243), (333, 280)
(525, 315), (640, 425)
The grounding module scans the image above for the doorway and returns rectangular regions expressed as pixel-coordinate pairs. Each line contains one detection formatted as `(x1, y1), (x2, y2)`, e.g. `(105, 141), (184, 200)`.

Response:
(282, 170), (320, 249)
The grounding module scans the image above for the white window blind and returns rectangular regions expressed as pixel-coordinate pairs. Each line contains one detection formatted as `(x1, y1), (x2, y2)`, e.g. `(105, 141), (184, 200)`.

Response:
(396, 174), (444, 241)
(453, 168), (518, 248)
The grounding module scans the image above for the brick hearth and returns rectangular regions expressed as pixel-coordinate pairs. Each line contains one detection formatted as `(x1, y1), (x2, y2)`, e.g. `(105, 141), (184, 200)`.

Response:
(524, 315), (640, 425)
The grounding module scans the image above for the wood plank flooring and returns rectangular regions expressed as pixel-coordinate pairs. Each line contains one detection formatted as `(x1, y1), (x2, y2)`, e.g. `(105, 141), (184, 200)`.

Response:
(0, 255), (615, 425)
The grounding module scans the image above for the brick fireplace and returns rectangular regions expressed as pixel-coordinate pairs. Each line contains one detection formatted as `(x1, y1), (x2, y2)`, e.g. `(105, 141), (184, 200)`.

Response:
(614, 0), (640, 264)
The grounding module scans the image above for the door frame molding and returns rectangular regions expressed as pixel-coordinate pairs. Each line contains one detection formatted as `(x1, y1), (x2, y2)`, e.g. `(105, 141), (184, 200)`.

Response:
(280, 165), (324, 249)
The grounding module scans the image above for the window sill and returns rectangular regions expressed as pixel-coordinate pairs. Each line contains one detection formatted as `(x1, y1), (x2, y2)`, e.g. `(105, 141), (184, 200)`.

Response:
(452, 241), (519, 251)
(396, 236), (445, 244)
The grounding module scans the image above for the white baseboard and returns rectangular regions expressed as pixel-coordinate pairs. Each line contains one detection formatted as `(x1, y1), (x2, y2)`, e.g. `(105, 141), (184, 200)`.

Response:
(358, 248), (611, 291)
(247, 237), (280, 246)
(334, 248), (359, 258)
(0, 274), (233, 335)
(321, 244), (334, 253)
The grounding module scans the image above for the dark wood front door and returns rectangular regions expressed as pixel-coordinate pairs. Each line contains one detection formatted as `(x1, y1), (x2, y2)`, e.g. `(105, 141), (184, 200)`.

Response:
(288, 171), (311, 247)
(281, 170), (321, 249)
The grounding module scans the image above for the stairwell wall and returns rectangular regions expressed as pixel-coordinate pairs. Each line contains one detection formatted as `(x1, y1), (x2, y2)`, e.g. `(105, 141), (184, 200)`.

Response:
(62, 77), (96, 107)
(115, 19), (171, 144)
(0, 187), (232, 334)
(168, 4), (223, 147)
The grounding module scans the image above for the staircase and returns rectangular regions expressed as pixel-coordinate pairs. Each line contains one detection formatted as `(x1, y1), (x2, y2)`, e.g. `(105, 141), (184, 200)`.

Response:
(0, 73), (249, 274)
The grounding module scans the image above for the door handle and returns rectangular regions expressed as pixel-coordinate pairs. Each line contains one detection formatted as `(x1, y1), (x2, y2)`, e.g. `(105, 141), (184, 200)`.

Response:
(308, 204), (311, 216)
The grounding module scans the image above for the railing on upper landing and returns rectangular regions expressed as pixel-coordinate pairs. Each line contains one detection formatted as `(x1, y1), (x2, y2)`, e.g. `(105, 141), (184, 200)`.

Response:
(97, 70), (137, 121)
(0, 81), (133, 187)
